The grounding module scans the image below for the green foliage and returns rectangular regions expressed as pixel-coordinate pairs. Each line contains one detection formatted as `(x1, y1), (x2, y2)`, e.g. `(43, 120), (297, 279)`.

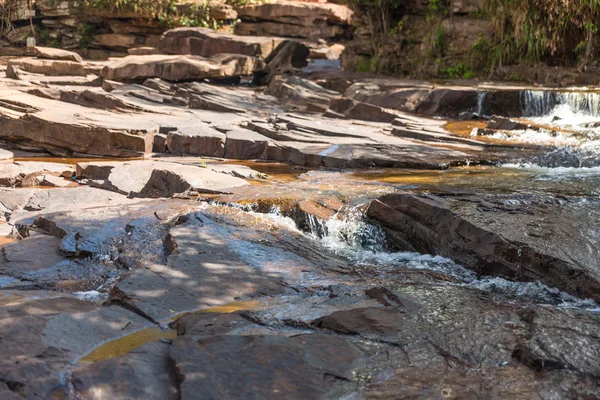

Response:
(426, 0), (447, 21)
(37, 26), (60, 48)
(485, 0), (600, 68)
(439, 62), (475, 79)
(390, 20), (403, 37)
(78, 23), (96, 49)
(434, 23), (445, 55)
(85, 0), (221, 29)
(355, 55), (379, 72)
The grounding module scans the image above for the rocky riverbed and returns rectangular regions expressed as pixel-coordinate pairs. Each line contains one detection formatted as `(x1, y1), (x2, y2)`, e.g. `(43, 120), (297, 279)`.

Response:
(1, 26), (600, 400)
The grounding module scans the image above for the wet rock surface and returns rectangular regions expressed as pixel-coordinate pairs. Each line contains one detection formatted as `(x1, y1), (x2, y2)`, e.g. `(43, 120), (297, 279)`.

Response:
(0, 168), (599, 398)
(1, 15), (600, 399)
(368, 192), (600, 302)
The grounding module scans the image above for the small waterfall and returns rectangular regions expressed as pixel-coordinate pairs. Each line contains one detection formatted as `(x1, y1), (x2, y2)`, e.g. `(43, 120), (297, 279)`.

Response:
(296, 206), (599, 311)
(521, 90), (600, 117)
(475, 92), (486, 117)
(520, 90), (558, 116)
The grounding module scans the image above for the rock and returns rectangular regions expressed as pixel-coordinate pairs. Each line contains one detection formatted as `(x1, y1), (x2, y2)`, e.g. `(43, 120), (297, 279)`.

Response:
(6, 58), (86, 79)
(235, 1), (353, 39)
(101, 54), (265, 82)
(0, 149), (14, 162)
(159, 27), (286, 59)
(170, 334), (362, 399)
(127, 46), (162, 55)
(153, 133), (168, 153)
(367, 193), (600, 302)
(309, 43), (345, 60)
(94, 33), (153, 50)
(361, 364), (598, 399)
(416, 88), (479, 117)
(267, 75), (339, 109)
(264, 41), (310, 80)
(70, 341), (179, 400)
(486, 115), (529, 130)
(512, 307), (600, 377)
(110, 212), (290, 320)
(166, 125), (226, 157)
(34, 46), (83, 63)
(38, 174), (73, 187)
(0, 162), (73, 187)
(76, 160), (249, 197)
(314, 306), (407, 336)
(343, 80), (432, 112)
(0, 90), (156, 157)
(329, 98), (398, 123)
(0, 294), (150, 398)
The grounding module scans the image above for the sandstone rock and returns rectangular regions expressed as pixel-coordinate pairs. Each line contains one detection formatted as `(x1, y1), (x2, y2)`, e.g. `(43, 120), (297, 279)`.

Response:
(486, 115), (529, 130)
(159, 27), (286, 58)
(71, 341), (179, 400)
(329, 98), (398, 123)
(101, 54), (264, 82)
(0, 294), (150, 398)
(34, 46), (83, 63)
(344, 80), (432, 112)
(0, 161), (73, 187)
(235, 21), (346, 39)
(235, 1), (353, 39)
(6, 58), (86, 79)
(166, 124), (226, 157)
(94, 33), (151, 50)
(0, 90), (156, 157)
(127, 46), (162, 56)
(170, 334), (362, 399)
(0, 149), (14, 162)
(315, 306), (407, 336)
(76, 160), (249, 197)
(367, 193), (600, 302)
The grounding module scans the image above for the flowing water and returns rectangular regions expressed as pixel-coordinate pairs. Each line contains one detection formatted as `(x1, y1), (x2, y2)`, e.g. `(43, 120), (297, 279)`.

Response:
(482, 90), (600, 167)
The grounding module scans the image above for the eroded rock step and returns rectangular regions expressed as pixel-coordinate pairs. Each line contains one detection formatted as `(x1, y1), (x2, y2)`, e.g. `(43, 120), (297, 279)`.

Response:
(368, 192), (600, 303)
(1, 179), (599, 399)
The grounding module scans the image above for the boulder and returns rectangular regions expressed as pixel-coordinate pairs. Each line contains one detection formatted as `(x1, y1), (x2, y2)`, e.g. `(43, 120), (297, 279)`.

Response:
(101, 54), (265, 82)
(76, 160), (249, 197)
(70, 341), (179, 400)
(34, 46), (83, 63)
(344, 80), (432, 112)
(159, 27), (286, 58)
(6, 58), (86, 79)
(127, 46), (162, 55)
(0, 162), (73, 187)
(0, 149), (14, 162)
(367, 193), (600, 303)
(170, 334), (362, 399)
(235, 1), (353, 38)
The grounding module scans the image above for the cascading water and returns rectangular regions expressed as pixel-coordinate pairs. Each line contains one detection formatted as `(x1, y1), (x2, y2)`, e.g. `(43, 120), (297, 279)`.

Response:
(303, 206), (599, 311)
(494, 90), (600, 167)
(521, 90), (600, 117)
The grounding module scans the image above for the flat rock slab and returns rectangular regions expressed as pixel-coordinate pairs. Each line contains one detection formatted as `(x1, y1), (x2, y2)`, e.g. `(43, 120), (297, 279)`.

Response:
(7, 58), (86, 79)
(367, 193), (600, 302)
(0, 149), (14, 162)
(34, 46), (83, 63)
(0, 89), (156, 157)
(70, 341), (179, 400)
(101, 54), (265, 82)
(235, 1), (353, 38)
(0, 161), (72, 187)
(170, 334), (362, 400)
(159, 27), (287, 58)
(0, 293), (150, 398)
(76, 160), (250, 197)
